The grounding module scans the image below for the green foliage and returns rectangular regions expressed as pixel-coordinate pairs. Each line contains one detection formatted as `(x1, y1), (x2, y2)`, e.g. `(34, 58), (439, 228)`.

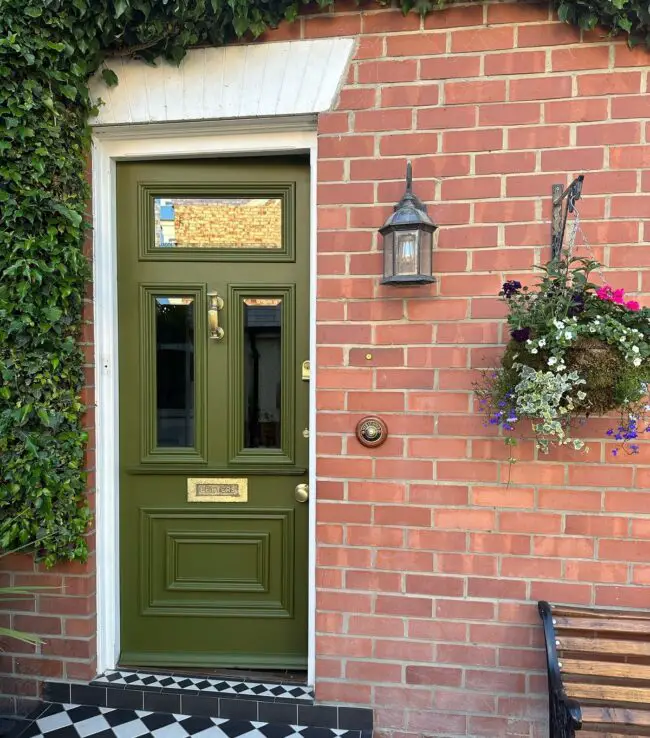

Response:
(1, 0), (649, 565)
(555, 0), (650, 44)
(477, 253), (650, 457)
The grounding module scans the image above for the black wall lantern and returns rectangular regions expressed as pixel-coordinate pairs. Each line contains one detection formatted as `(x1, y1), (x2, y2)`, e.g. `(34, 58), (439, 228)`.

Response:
(380, 161), (437, 286)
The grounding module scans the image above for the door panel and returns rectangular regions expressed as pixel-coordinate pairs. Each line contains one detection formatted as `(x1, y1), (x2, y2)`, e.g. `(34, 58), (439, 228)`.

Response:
(117, 157), (309, 669)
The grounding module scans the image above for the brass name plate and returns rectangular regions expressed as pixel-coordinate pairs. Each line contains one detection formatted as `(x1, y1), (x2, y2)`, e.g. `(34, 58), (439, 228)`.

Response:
(187, 478), (248, 503)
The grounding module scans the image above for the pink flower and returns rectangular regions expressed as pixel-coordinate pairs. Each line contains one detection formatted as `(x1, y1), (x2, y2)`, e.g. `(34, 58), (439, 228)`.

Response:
(596, 285), (613, 301)
(596, 284), (633, 307)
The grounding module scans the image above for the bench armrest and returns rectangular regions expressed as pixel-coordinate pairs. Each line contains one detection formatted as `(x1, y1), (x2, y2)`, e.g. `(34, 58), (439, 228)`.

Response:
(538, 601), (582, 735)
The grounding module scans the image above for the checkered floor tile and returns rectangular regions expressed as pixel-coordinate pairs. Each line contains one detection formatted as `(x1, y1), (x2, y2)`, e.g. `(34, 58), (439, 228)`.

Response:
(16, 704), (360, 738)
(93, 672), (314, 702)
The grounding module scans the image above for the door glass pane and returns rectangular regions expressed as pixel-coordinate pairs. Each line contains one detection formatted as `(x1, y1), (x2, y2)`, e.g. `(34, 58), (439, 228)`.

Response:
(156, 297), (195, 447)
(154, 197), (282, 249)
(243, 299), (282, 449)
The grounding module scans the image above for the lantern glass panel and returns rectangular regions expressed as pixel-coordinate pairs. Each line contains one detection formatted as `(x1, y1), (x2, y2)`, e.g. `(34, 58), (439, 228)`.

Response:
(419, 230), (433, 278)
(395, 230), (419, 276)
(383, 230), (395, 279)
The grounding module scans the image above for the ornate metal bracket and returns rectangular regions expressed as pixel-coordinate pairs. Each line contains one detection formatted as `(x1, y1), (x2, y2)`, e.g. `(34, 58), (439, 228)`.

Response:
(551, 175), (585, 259)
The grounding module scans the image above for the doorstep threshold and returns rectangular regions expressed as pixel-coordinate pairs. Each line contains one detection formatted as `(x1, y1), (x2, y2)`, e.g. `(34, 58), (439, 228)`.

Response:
(92, 669), (315, 702)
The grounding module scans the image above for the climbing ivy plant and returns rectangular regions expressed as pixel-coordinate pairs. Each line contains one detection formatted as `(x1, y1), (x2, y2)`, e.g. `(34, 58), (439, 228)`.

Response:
(0, 0), (648, 566)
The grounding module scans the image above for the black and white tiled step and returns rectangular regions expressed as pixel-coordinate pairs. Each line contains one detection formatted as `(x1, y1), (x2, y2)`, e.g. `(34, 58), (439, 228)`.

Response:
(94, 672), (313, 702)
(43, 679), (372, 732)
(12, 703), (371, 738)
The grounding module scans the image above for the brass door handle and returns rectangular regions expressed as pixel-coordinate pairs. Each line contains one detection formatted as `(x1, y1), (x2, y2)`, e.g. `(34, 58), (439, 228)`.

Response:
(207, 291), (224, 340)
(295, 483), (309, 503)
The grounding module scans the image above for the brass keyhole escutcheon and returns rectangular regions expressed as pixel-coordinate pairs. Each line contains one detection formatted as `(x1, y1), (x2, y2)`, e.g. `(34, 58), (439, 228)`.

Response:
(295, 483), (309, 503)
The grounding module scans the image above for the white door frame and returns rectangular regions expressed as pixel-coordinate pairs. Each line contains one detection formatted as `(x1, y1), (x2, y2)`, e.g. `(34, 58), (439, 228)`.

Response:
(92, 117), (319, 684)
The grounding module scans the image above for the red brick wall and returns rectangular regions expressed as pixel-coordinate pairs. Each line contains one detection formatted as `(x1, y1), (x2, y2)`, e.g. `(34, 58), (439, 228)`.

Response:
(295, 3), (647, 736)
(3, 3), (650, 736)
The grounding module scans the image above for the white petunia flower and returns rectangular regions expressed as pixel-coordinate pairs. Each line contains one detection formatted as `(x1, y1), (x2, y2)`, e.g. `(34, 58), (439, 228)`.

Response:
(634, 357), (642, 367)
(548, 357), (558, 366)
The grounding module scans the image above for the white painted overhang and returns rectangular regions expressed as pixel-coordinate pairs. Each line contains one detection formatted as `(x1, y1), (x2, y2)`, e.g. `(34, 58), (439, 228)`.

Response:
(89, 38), (355, 126)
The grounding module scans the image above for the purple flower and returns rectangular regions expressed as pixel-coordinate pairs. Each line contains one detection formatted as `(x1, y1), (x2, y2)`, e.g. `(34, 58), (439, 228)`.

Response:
(511, 327), (531, 343)
(568, 292), (586, 317)
(502, 280), (522, 298)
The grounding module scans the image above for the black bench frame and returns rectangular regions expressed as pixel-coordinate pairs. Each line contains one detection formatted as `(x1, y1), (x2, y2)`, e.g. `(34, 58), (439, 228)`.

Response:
(539, 600), (582, 738)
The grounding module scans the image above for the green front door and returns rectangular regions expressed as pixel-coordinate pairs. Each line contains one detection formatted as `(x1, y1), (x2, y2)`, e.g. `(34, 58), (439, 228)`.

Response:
(116, 157), (310, 669)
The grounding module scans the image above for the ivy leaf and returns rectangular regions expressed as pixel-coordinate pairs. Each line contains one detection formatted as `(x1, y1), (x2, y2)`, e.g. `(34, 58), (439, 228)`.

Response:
(618, 16), (633, 31)
(578, 11), (599, 29)
(37, 408), (53, 427)
(42, 307), (63, 323)
(60, 84), (78, 100)
(51, 202), (83, 226)
(101, 68), (119, 87)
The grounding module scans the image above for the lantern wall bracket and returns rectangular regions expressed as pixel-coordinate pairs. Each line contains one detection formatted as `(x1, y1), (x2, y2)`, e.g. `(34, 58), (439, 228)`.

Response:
(551, 174), (584, 260)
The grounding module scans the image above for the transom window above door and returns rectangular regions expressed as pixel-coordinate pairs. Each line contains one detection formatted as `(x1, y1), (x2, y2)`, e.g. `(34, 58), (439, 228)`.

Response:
(139, 184), (296, 262)
(154, 197), (283, 251)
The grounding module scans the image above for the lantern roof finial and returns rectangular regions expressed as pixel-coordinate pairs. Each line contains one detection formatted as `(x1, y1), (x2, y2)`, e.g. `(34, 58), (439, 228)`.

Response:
(380, 162), (437, 231)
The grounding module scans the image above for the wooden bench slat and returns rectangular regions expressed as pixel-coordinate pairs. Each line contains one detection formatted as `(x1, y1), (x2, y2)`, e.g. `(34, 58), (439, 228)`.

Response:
(554, 606), (650, 622)
(561, 658), (650, 683)
(566, 682), (650, 706)
(581, 705), (650, 734)
(580, 733), (650, 738)
(558, 636), (650, 658)
(556, 616), (650, 636)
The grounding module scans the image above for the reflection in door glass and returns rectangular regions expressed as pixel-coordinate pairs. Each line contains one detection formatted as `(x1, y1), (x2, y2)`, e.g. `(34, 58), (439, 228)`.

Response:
(156, 297), (195, 447)
(244, 299), (282, 449)
(154, 198), (282, 249)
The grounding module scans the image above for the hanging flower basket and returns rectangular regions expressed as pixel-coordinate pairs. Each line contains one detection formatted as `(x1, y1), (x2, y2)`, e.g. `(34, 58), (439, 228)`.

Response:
(477, 253), (650, 456)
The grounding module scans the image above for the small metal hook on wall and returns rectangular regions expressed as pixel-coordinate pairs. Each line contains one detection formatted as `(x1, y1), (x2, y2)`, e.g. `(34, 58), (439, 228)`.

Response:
(551, 175), (585, 259)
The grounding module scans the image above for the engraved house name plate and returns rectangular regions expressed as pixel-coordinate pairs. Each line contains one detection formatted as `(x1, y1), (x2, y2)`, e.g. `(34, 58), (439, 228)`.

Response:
(187, 478), (248, 503)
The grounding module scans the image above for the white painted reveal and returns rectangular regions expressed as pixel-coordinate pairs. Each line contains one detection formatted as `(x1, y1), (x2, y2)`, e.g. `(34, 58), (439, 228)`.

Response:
(90, 38), (354, 126)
